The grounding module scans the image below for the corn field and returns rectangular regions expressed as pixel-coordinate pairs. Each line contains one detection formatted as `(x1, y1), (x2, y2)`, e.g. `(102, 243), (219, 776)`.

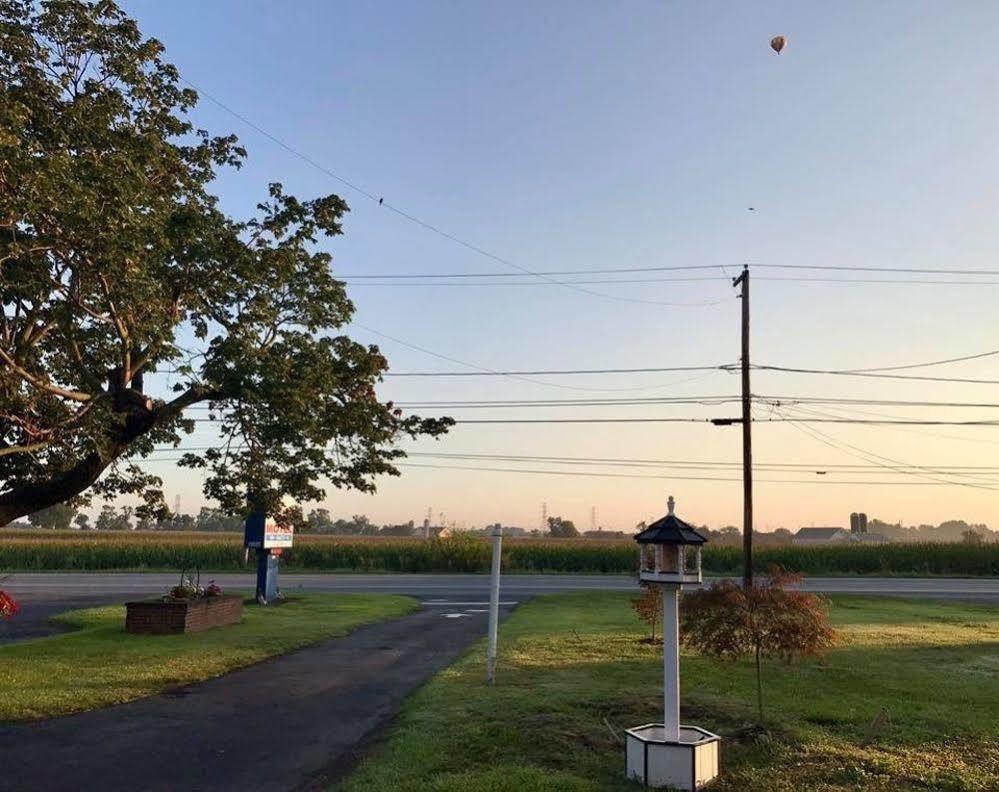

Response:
(0, 531), (996, 575)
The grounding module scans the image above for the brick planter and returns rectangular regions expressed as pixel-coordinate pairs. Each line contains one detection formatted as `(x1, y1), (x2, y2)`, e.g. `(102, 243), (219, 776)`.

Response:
(125, 595), (244, 635)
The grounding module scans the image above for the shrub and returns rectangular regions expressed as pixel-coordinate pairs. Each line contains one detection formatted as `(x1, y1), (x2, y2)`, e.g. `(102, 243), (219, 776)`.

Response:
(680, 566), (836, 724)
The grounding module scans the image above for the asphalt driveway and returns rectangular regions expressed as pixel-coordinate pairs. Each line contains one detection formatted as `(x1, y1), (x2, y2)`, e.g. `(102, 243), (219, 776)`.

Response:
(0, 603), (508, 792)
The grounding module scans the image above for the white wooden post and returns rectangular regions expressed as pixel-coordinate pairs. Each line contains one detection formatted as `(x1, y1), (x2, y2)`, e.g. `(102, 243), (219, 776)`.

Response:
(662, 584), (680, 742)
(486, 525), (503, 684)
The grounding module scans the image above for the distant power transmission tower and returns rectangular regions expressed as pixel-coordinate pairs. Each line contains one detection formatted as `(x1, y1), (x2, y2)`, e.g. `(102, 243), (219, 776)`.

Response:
(590, 506), (596, 532)
(174, 494), (181, 516)
(424, 506), (432, 539)
(541, 502), (548, 531)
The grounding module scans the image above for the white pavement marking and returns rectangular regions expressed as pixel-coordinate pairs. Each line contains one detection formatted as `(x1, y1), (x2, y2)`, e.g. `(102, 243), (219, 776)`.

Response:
(443, 613), (467, 619)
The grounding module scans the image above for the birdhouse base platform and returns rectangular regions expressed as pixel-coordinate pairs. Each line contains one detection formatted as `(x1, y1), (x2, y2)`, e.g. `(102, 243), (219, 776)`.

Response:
(625, 723), (720, 790)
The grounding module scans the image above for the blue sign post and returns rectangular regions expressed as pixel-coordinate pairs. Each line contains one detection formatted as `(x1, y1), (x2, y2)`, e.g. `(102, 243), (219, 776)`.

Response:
(244, 512), (294, 604)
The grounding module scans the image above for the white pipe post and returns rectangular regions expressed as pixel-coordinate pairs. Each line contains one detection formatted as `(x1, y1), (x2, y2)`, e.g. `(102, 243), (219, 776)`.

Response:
(486, 525), (503, 684)
(662, 584), (680, 742)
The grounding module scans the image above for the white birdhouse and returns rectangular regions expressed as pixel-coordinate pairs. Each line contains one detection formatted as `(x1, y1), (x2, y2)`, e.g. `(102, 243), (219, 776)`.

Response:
(635, 495), (706, 587)
(627, 495), (719, 791)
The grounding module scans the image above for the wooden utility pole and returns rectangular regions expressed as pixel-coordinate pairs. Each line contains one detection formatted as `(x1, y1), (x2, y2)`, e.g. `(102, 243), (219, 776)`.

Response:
(732, 265), (753, 587)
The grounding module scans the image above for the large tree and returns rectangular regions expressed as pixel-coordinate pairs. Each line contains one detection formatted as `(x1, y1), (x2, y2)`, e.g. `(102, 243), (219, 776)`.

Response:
(546, 516), (579, 538)
(26, 501), (75, 529)
(0, 0), (450, 525)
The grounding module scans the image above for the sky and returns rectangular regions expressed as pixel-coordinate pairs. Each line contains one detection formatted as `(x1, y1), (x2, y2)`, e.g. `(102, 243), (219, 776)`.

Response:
(120, 0), (999, 531)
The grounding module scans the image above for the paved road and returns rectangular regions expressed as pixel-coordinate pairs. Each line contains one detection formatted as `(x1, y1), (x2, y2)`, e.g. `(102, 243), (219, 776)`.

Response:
(5, 572), (995, 643)
(0, 605), (510, 792)
(6, 571), (999, 601)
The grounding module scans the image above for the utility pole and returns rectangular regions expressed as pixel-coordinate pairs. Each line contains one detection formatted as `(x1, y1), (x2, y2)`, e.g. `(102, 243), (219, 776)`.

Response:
(732, 265), (753, 588)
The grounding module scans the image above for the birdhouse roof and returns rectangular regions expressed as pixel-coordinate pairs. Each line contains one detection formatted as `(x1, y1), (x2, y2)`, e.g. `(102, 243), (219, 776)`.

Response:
(634, 512), (708, 545)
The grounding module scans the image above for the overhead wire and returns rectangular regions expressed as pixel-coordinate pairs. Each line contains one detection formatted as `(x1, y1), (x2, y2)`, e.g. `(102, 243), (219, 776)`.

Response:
(140, 445), (999, 473)
(352, 323), (732, 393)
(184, 78), (721, 308)
(768, 403), (999, 490)
(133, 454), (999, 487)
(752, 365), (999, 386)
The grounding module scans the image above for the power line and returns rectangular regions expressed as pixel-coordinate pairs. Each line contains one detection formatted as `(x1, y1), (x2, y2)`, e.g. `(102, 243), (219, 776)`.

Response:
(772, 405), (999, 491)
(837, 349), (999, 373)
(340, 276), (999, 287)
(333, 264), (999, 279)
(353, 322), (706, 391)
(379, 346), (997, 379)
(754, 263), (999, 276)
(754, 276), (999, 285)
(143, 445), (999, 472)
(183, 394), (999, 410)
(391, 396), (740, 408)
(757, 395), (999, 409)
(752, 417), (999, 426)
(184, 415), (999, 425)
(338, 266), (725, 279)
(191, 80), (999, 304)
(771, 402), (999, 486)
(355, 323), (731, 393)
(133, 455), (999, 486)
(753, 364), (999, 386)
(394, 461), (999, 486)
(184, 79), (720, 309)
(383, 365), (729, 378)
(759, 400), (999, 447)
(406, 451), (999, 475)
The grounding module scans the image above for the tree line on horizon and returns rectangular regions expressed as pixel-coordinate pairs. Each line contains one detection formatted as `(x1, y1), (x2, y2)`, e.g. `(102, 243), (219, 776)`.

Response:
(7, 504), (996, 545)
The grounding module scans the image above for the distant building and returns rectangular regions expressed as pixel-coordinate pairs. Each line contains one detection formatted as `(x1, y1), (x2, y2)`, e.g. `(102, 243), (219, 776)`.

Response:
(850, 512), (869, 534)
(793, 527), (852, 545)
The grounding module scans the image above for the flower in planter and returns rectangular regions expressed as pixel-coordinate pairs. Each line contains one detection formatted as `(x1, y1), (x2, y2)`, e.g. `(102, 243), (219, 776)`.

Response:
(0, 590), (18, 620)
(166, 569), (211, 601)
(167, 574), (202, 601)
(205, 582), (223, 597)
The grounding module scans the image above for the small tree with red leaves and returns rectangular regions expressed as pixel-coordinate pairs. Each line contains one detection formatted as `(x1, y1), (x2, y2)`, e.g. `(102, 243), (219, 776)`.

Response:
(631, 583), (661, 642)
(680, 566), (835, 724)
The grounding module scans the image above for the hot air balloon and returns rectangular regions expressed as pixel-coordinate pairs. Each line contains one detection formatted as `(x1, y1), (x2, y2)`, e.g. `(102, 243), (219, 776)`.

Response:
(770, 35), (786, 54)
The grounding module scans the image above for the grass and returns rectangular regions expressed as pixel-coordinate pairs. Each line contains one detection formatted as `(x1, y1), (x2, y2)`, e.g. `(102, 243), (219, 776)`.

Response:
(2, 529), (997, 575)
(338, 593), (999, 792)
(0, 592), (417, 721)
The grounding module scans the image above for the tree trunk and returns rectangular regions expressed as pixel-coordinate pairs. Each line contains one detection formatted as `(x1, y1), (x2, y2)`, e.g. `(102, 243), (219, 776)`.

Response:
(0, 385), (220, 527)
(0, 448), (114, 525)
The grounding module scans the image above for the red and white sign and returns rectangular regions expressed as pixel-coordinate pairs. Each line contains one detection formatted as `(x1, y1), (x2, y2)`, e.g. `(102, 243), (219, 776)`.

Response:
(263, 520), (294, 549)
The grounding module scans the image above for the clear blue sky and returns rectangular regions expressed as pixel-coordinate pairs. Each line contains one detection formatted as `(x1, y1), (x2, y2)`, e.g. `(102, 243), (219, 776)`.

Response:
(125, 1), (999, 530)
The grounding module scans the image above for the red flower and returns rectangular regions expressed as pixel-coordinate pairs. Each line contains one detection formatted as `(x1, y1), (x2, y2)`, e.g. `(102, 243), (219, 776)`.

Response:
(205, 582), (223, 597)
(0, 590), (18, 620)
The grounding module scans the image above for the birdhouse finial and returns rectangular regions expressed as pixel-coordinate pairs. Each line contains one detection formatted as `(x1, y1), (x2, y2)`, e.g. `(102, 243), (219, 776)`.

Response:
(667, 495), (675, 515)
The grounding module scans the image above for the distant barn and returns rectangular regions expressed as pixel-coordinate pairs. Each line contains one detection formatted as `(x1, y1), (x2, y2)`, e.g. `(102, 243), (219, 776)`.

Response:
(793, 527), (852, 545)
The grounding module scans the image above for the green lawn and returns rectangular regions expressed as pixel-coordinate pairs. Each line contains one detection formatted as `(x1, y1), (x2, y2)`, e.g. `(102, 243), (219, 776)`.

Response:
(0, 592), (417, 721)
(339, 593), (999, 792)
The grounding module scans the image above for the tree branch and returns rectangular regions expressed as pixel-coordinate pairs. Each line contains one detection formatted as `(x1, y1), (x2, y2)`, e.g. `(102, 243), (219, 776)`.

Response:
(0, 346), (93, 402)
(0, 441), (50, 458)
